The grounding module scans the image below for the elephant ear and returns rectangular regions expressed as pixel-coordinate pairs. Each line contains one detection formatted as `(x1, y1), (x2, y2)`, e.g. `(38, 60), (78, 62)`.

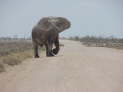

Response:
(37, 17), (71, 33)
(48, 17), (71, 33)
(55, 17), (71, 33)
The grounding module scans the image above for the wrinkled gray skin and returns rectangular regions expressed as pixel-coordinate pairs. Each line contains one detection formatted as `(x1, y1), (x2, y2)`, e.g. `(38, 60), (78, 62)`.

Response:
(32, 17), (71, 58)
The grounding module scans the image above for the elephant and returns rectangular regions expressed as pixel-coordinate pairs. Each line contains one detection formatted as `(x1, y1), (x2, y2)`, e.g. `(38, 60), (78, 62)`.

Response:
(32, 17), (71, 58)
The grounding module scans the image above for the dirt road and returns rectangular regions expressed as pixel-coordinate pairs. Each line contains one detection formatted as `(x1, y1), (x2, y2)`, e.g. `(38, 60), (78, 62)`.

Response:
(0, 40), (123, 92)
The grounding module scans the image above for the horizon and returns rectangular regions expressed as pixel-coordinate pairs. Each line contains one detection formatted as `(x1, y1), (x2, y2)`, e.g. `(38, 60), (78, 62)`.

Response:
(0, 0), (123, 38)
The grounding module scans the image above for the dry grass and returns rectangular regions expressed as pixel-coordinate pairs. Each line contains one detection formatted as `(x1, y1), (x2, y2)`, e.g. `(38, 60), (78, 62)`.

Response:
(1, 50), (33, 66)
(0, 62), (5, 72)
(69, 36), (123, 49)
(0, 38), (33, 73)
(0, 38), (32, 57)
(80, 36), (123, 49)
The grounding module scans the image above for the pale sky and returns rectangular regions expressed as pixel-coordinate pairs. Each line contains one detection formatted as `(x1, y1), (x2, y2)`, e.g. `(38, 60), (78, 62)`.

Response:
(0, 0), (123, 38)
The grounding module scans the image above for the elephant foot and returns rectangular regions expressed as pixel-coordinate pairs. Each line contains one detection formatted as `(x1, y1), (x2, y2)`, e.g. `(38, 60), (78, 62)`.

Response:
(34, 55), (40, 58)
(46, 52), (54, 57)
(52, 48), (59, 55)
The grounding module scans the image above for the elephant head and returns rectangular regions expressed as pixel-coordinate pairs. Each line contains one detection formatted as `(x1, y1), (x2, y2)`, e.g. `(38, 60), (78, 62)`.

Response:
(37, 16), (71, 33)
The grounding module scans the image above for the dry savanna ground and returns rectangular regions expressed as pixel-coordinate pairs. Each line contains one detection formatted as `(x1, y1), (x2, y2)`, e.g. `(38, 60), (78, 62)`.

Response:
(0, 40), (123, 92)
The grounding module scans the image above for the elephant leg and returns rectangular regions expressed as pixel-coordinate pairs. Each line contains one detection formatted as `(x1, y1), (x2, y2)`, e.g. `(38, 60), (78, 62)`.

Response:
(33, 42), (39, 58)
(53, 36), (60, 55)
(45, 42), (54, 57)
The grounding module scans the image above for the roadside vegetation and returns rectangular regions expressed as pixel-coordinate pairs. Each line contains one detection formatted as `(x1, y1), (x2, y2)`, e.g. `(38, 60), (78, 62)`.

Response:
(0, 37), (34, 73)
(68, 36), (123, 49)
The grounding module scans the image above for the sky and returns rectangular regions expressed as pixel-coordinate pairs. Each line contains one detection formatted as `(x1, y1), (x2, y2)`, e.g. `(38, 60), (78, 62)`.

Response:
(0, 0), (123, 38)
